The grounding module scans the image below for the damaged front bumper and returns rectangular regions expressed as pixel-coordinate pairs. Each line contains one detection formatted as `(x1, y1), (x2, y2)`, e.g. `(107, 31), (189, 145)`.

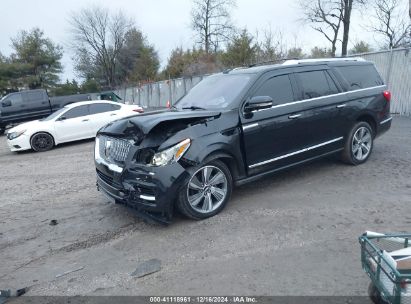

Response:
(95, 156), (190, 224)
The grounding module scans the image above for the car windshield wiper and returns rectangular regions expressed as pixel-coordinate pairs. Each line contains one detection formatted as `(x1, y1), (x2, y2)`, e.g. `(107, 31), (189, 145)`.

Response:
(182, 106), (206, 111)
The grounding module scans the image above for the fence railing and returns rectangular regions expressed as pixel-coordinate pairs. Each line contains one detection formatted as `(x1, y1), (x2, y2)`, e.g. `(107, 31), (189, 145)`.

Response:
(347, 48), (411, 116)
(116, 47), (411, 115)
(115, 75), (207, 109)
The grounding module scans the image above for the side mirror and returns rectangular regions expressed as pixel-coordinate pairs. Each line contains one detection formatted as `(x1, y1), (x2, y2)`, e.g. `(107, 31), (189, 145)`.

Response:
(2, 100), (11, 107)
(244, 96), (273, 113)
(58, 116), (66, 121)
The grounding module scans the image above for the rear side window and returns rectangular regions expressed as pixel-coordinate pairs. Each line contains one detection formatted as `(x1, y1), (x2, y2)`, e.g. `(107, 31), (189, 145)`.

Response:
(336, 65), (383, 90)
(89, 103), (115, 115)
(64, 105), (90, 119)
(296, 70), (339, 99)
(254, 74), (294, 104)
(26, 91), (44, 102)
(111, 104), (121, 110)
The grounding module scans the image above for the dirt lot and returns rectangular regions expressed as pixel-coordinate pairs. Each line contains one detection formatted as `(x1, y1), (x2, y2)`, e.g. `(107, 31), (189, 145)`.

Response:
(0, 117), (410, 297)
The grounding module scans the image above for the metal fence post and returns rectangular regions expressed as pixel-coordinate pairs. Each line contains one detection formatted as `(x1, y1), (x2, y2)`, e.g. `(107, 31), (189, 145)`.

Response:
(386, 48), (394, 87)
(168, 79), (173, 105)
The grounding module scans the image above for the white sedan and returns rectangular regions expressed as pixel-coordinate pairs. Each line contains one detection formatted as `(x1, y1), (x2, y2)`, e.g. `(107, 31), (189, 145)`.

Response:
(6, 100), (143, 152)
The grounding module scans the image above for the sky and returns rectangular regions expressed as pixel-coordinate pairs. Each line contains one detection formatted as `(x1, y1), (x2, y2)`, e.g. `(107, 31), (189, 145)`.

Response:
(0, 0), (391, 81)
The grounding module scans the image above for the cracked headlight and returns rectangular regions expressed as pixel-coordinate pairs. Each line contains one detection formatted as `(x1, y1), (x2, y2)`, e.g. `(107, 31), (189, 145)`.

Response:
(150, 139), (191, 167)
(7, 130), (26, 140)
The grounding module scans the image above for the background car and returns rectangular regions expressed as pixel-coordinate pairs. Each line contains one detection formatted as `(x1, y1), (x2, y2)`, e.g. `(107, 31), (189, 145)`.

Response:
(6, 100), (143, 152)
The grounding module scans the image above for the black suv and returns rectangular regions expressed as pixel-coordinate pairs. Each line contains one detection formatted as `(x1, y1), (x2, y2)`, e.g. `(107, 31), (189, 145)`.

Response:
(95, 58), (392, 223)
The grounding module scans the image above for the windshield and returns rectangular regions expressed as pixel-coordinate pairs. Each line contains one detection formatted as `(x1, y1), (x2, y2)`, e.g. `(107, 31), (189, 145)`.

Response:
(175, 74), (252, 110)
(41, 107), (67, 121)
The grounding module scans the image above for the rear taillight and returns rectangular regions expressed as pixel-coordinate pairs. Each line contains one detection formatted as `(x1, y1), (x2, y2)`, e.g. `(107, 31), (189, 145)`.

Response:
(383, 90), (391, 102)
(133, 108), (144, 113)
(401, 280), (408, 290)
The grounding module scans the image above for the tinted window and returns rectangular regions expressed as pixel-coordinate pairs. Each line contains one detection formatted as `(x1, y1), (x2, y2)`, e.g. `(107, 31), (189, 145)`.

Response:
(7, 93), (23, 105)
(89, 103), (115, 115)
(63, 105), (90, 119)
(254, 74), (294, 104)
(27, 91), (44, 102)
(111, 104), (121, 111)
(336, 65), (384, 90)
(296, 70), (339, 99)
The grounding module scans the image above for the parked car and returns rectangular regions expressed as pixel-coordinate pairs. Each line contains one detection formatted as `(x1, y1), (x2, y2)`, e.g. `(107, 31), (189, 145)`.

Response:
(94, 58), (392, 223)
(6, 100), (143, 152)
(0, 89), (123, 135)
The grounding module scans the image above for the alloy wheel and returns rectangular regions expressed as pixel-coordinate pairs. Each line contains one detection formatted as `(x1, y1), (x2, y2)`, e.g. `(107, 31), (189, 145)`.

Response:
(352, 127), (372, 161)
(32, 133), (54, 151)
(187, 165), (228, 214)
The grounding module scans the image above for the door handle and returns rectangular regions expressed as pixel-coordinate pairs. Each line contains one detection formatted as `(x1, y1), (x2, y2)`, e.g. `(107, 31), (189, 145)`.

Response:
(336, 104), (347, 108)
(110, 113), (117, 116)
(288, 114), (302, 119)
(82, 119), (89, 122)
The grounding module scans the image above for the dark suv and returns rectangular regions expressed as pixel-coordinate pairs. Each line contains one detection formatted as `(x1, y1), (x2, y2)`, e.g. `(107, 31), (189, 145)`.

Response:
(95, 58), (392, 223)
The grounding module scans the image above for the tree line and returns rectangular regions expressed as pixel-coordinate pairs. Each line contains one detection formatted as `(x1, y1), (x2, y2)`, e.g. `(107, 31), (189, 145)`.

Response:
(0, 0), (410, 97)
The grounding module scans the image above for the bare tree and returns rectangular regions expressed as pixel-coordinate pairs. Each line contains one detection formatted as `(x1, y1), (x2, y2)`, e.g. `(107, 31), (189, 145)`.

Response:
(368, 0), (411, 48)
(300, 0), (344, 57)
(70, 6), (133, 88)
(191, 0), (236, 53)
(301, 0), (366, 56)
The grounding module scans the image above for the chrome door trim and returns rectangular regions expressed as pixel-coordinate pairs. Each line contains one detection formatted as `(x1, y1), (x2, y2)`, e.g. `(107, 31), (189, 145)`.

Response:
(247, 85), (386, 113)
(249, 137), (344, 169)
(380, 117), (393, 125)
(242, 123), (259, 131)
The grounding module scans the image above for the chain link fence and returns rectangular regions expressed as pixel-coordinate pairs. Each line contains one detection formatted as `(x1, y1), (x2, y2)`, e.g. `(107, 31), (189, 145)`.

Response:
(116, 48), (411, 115)
(115, 76), (207, 109)
(348, 48), (411, 115)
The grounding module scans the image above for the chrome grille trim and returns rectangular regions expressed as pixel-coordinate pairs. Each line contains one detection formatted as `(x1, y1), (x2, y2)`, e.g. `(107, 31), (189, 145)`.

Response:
(98, 135), (132, 163)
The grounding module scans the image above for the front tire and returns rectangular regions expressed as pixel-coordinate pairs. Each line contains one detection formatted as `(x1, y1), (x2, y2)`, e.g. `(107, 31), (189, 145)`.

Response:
(177, 160), (233, 220)
(30, 132), (55, 152)
(341, 121), (374, 165)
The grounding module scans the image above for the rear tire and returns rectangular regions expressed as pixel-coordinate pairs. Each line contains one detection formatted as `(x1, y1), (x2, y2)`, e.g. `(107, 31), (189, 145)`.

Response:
(0, 126), (5, 135)
(341, 121), (374, 165)
(176, 160), (233, 220)
(30, 132), (55, 152)
(368, 282), (388, 304)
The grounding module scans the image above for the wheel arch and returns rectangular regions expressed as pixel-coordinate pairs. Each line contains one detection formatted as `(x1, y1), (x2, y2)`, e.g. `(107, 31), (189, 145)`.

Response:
(356, 113), (377, 136)
(201, 150), (242, 181)
(30, 131), (56, 147)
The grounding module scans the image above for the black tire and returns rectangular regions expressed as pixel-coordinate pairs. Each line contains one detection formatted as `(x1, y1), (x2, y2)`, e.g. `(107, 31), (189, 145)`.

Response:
(368, 282), (388, 304)
(341, 121), (374, 165)
(0, 127), (5, 136)
(176, 159), (233, 220)
(30, 132), (55, 152)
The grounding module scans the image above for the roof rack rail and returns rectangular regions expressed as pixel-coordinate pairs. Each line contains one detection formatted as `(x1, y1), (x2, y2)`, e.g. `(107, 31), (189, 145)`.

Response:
(282, 57), (365, 65)
(249, 58), (299, 68)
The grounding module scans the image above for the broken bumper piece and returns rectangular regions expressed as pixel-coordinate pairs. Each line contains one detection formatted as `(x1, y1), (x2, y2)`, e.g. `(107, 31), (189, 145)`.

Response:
(96, 161), (189, 225)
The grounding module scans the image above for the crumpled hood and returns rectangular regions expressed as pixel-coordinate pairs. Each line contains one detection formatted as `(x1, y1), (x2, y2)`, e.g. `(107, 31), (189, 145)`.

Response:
(99, 109), (221, 136)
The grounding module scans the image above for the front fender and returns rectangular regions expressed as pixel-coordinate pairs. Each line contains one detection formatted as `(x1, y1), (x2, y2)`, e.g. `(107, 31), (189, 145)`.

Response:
(183, 128), (247, 180)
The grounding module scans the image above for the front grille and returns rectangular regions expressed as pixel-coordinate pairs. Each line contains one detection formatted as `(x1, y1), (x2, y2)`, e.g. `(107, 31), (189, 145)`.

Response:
(99, 136), (132, 163)
(96, 170), (122, 188)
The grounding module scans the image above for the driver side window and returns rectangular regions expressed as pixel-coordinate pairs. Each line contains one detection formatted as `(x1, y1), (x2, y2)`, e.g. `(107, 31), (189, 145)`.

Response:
(254, 74), (295, 105)
(63, 105), (90, 119)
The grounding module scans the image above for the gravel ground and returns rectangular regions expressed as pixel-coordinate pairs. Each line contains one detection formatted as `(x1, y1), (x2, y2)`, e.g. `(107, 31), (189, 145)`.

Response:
(0, 117), (410, 297)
